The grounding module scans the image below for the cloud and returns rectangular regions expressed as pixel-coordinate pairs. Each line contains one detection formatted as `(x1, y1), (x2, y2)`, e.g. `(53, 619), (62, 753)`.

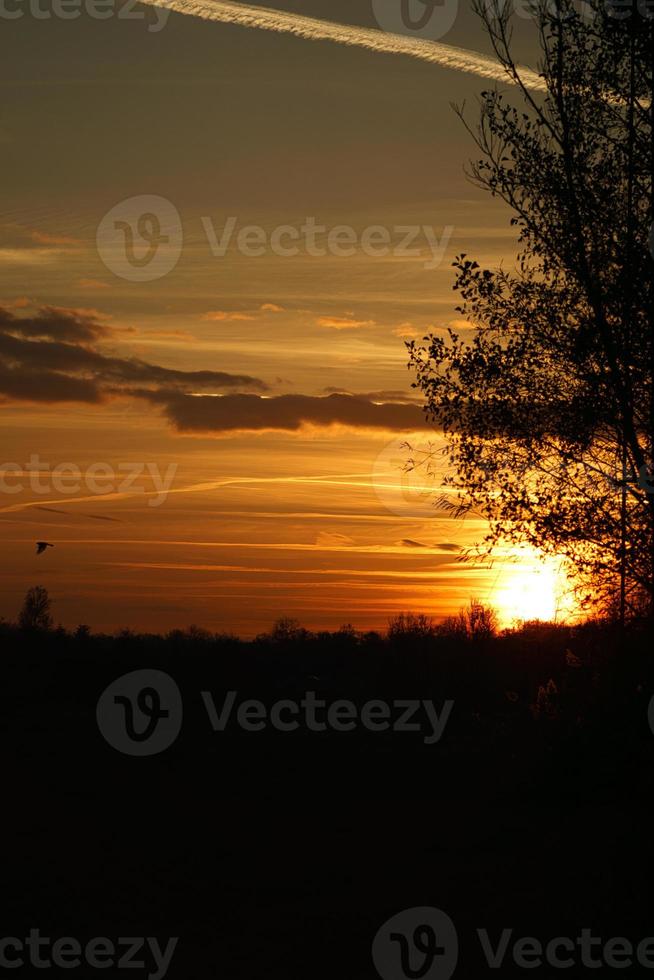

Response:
(141, 390), (430, 434)
(315, 531), (356, 548)
(0, 362), (101, 403)
(393, 323), (420, 339)
(30, 231), (83, 246)
(0, 303), (268, 405)
(395, 538), (462, 552)
(138, 0), (546, 91)
(323, 387), (421, 405)
(202, 310), (256, 322)
(0, 303), (428, 436)
(0, 297), (31, 309)
(261, 303), (284, 313)
(0, 248), (63, 265)
(317, 316), (375, 330)
(0, 225), (82, 267)
(0, 304), (111, 343)
(142, 329), (197, 341)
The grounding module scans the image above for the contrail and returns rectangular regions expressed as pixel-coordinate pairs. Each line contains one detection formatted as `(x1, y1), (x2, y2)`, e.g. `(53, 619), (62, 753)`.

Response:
(139, 0), (546, 92)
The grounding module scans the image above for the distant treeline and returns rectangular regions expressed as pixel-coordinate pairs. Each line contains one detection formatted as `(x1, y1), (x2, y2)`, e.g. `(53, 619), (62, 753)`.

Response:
(3, 589), (654, 753)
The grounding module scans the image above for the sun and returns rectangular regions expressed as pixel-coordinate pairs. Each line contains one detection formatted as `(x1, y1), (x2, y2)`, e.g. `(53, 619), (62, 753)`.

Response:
(491, 553), (577, 627)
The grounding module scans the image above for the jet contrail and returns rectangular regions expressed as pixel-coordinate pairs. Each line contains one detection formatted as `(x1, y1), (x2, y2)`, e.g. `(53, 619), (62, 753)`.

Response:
(140, 0), (546, 92)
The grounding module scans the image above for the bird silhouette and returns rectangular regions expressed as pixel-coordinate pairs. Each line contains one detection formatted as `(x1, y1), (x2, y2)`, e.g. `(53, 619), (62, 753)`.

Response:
(35, 541), (54, 555)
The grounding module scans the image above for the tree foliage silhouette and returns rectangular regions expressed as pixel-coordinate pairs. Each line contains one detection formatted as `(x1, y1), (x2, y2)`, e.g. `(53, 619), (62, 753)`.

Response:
(19, 586), (53, 631)
(409, 0), (654, 616)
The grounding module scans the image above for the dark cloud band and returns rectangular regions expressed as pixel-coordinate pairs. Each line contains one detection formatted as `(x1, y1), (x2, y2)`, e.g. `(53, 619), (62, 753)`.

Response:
(0, 304), (267, 402)
(145, 390), (429, 433)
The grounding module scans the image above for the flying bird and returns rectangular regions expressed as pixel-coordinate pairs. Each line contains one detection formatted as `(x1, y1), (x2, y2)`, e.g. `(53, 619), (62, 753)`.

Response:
(35, 541), (54, 555)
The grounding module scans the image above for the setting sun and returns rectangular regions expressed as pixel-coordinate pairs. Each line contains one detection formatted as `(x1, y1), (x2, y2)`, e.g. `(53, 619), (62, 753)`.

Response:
(491, 553), (577, 627)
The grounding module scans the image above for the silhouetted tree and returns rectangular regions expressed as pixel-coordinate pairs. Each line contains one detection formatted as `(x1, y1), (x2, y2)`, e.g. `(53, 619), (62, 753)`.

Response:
(440, 600), (498, 640)
(466, 599), (498, 640)
(409, 0), (654, 617)
(269, 618), (307, 643)
(18, 586), (53, 631)
(388, 612), (435, 641)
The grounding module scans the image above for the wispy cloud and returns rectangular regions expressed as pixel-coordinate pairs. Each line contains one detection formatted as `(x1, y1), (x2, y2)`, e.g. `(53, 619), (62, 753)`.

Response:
(317, 316), (375, 330)
(0, 248), (63, 266)
(323, 387), (421, 405)
(201, 310), (256, 322)
(30, 230), (83, 246)
(315, 531), (356, 548)
(393, 322), (421, 339)
(139, 0), (546, 90)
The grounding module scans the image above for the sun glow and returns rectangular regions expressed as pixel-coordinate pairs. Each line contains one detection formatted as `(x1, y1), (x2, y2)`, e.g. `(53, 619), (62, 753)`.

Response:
(491, 552), (579, 628)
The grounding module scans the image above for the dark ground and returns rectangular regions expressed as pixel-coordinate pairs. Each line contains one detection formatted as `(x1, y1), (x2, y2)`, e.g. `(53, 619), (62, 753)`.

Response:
(3, 618), (654, 978)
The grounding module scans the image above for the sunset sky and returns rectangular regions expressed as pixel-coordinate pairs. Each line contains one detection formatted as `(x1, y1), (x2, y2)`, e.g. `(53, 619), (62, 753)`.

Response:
(0, 0), (563, 635)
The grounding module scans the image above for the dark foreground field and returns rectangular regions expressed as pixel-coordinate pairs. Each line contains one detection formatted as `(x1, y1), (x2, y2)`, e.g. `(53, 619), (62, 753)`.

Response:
(3, 617), (654, 978)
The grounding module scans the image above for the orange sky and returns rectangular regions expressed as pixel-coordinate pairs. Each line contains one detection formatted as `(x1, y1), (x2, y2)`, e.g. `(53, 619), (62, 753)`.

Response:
(0, 0), (562, 634)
